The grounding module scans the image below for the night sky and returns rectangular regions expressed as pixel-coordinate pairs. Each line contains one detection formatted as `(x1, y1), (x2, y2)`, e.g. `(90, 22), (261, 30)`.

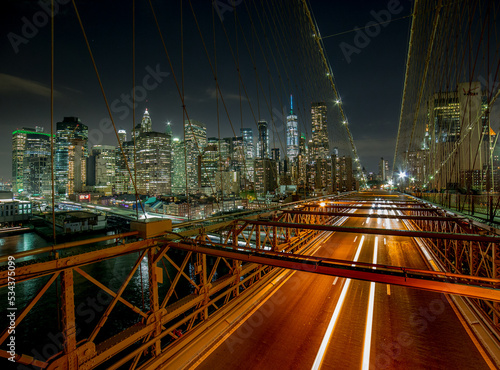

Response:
(0, 0), (413, 181)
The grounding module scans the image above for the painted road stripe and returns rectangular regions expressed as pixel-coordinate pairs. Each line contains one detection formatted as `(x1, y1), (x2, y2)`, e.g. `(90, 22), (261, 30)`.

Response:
(311, 236), (365, 370)
(362, 236), (378, 369)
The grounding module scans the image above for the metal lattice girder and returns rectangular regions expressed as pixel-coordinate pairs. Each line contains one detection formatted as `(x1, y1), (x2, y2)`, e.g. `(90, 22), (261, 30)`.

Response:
(0, 231), (139, 265)
(0, 239), (156, 287)
(283, 210), (464, 221)
(166, 241), (500, 301)
(239, 220), (500, 243)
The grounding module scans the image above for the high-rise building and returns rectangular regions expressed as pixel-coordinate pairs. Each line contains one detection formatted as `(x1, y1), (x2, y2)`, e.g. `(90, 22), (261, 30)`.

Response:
(172, 138), (186, 194)
(230, 136), (245, 173)
(185, 119), (207, 192)
(114, 141), (134, 194)
(257, 120), (270, 159)
(88, 145), (116, 195)
(286, 95), (299, 161)
(240, 128), (254, 183)
(200, 139), (220, 193)
(132, 110), (171, 195)
(310, 102), (329, 159)
(12, 127), (51, 195)
(115, 110), (172, 195)
(241, 128), (254, 159)
(55, 117), (88, 195)
(132, 108), (153, 140)
(141, 108), (152, 133)
(118, 129), (127, 144)
(136, 132), (171, 195)
(423, 81), (489, 190)
(67, 139), (87, 195)
(378, 157), (390, 182)
(254, 158), (277, 195)
(332, 154), (354, 192)
(306, 158), (331, 193)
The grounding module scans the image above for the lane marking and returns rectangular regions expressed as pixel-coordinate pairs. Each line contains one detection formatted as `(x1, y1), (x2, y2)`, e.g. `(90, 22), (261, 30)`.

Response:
(311, 236), (365, 370)
(354, 236), (358, 242)
(387, 285), (391, 296)
(384, 238), (386, 245)
(332, 277), (339, 285)
(362, 236), (378, 369)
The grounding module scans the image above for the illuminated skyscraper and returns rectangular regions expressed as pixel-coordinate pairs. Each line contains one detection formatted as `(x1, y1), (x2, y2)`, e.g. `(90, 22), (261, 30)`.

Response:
(240, 128), (254, 183)
(88, 145), (116, 195)
(136, 132), (171, 195)
(310, 102), (329, 159)
(257, 120), (269, 159)
(185, 119), (207, 192)
(118, 129), (127, 144)
(141, 108), (152, 133)
(114, 141), (134, 194)
(55, 117), (88, 195)
(132, 110), (172, 195)
(172, 138), (186, 194)
(12, 127), (51, 195)
(286, 95), (299, 161)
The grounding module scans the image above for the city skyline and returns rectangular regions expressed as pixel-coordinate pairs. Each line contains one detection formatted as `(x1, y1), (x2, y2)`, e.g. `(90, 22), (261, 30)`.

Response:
(0, 1), (414, 181)
(10, 102), (367, 198)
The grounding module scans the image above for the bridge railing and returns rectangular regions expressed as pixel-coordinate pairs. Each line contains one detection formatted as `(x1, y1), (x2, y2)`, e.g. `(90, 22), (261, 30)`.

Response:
(416, 192), (500, 225)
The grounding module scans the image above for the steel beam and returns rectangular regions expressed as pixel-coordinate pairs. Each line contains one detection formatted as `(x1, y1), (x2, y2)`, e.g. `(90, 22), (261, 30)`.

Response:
(242, 220), (500, 243)
(166, 242), (500, 302)
(283, 210), (464, 221)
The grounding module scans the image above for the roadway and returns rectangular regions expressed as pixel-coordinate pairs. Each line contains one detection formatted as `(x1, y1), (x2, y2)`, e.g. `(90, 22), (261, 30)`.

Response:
(195, 193), (491, 369)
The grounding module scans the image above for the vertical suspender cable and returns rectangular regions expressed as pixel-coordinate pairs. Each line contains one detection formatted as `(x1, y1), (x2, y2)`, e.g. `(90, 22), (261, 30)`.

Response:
(132, 0), (140, 221)
(181, 0), (190, 220)
(393, 0), (418, 178)
(50, 0), (57, 245)
(213, 4), (223, 209)
(50, 0), (61, 333)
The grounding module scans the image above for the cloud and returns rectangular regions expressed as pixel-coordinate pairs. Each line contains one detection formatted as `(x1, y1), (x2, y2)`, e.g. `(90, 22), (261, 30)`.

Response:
(206, 88), (248, 101)
(0, 73), (61, 98)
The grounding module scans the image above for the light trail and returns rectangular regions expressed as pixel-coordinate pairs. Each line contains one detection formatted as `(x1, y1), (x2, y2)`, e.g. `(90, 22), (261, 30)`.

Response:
(311, 235), (365, 370)
(362, 236), (378, 369)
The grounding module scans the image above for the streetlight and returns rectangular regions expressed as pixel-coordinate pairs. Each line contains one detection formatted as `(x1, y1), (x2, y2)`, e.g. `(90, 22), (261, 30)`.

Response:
(398, 172), (407, 192)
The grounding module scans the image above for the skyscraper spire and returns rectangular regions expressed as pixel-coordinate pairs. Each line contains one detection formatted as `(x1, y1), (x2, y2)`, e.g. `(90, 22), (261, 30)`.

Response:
(290, 94), (293, 115)
(141, 108), (152, 133)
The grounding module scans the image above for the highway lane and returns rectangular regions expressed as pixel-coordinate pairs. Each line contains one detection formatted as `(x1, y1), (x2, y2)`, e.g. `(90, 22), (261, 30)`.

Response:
(196, 193), (491, 369)
(370, 206), (489, 369)
(317, 197), (489, 369)
(196, 217), (362, 369)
